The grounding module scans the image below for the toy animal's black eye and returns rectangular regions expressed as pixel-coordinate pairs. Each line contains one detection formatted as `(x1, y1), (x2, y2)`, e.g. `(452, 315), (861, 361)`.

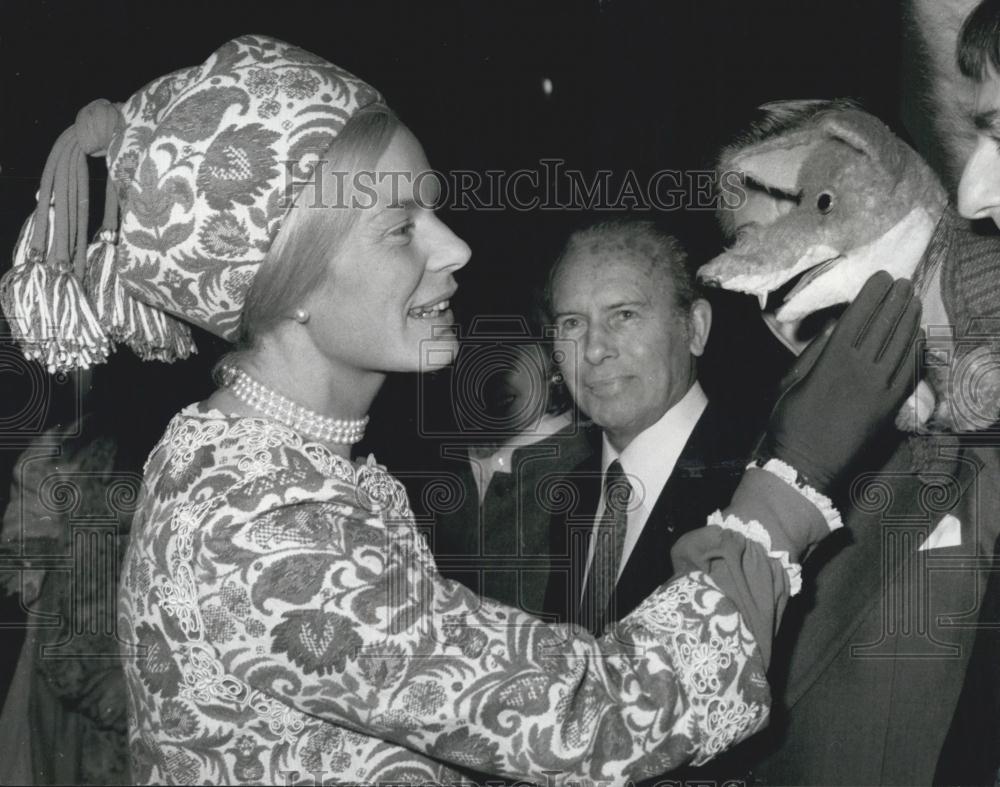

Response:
(817, 192), (834, 213)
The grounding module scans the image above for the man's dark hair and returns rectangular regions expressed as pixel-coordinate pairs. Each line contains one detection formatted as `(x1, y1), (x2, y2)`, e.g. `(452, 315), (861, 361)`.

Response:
(545, 218), (698, 316)
(959, 0), (1000, 80)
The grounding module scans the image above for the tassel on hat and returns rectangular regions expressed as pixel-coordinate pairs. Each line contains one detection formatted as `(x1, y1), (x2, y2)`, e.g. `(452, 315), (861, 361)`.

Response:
(0, 98), (195, 373)
(1, 108), (114, 372)
(5, 35), (383, 372)
(82, 166), (194, 364)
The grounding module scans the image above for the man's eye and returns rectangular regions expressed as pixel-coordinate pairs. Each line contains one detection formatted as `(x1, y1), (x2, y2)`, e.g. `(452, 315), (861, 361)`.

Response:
(389, 221), (415, 237)
(616, 309), (635, 322)
(559, 318), (580, 332)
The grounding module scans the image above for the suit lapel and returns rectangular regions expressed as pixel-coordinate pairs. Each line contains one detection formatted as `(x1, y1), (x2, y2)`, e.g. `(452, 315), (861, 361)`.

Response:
(607, 403), (749, 626)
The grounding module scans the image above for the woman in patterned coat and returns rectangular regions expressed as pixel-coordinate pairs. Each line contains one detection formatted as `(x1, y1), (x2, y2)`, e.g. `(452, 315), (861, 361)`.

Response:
(1, 35), (920, 785)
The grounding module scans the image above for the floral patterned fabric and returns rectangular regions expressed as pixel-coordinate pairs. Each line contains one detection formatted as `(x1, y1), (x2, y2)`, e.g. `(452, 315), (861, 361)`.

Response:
(108, 34), (382, 339)
(119, 404), (780, 785)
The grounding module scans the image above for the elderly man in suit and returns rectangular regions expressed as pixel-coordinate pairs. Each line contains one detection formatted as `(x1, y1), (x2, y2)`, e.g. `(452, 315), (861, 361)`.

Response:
(543, 219), (755, 634)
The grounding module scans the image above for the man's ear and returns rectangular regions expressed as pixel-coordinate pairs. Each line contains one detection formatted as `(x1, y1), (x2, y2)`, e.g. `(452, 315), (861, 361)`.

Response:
(688, 298), (712, 357)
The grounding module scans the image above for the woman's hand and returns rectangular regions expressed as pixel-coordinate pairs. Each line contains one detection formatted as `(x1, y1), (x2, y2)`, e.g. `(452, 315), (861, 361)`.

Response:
(760, 271), (922, 494)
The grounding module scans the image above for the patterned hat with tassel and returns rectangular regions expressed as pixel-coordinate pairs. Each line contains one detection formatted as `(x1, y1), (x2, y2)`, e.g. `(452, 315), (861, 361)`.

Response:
(1, 34), (382, 373)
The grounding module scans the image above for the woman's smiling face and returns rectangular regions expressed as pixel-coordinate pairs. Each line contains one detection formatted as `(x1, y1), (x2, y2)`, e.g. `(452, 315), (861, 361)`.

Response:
(302, 125), (471, 377)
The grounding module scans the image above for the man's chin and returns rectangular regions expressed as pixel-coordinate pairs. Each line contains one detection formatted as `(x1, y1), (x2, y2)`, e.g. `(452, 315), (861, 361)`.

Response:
(581, 400), (634, 434)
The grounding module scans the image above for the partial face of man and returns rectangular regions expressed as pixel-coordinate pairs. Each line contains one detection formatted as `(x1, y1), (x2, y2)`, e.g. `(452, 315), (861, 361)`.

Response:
(958, 68), (1000, 229)
(552, 249), (707, 451)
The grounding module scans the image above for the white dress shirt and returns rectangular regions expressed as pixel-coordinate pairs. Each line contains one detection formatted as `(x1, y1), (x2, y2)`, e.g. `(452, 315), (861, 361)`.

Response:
(582, 381), (709, 592)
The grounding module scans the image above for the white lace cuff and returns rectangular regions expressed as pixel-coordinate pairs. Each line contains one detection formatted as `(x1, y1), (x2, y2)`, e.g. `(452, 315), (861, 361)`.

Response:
(707, 510), (803, 596)
(748, 458), (843, 533)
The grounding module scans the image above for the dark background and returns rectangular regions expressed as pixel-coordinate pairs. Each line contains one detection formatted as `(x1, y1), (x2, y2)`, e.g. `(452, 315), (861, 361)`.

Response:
(0, 0), (904, 693)
(1, 0), (904, 306)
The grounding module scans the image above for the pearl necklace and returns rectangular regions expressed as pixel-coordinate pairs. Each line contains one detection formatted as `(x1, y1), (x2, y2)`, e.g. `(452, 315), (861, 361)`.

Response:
(220, 365), (369, 445)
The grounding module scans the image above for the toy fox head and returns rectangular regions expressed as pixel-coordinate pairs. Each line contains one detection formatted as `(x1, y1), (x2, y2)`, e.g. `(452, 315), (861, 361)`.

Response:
(699, 102), (1000, 432)
(701, 106), (947, 321)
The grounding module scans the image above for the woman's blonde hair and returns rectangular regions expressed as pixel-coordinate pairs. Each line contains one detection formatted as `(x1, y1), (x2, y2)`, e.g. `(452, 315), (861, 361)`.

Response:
(230, 104), (400, 355)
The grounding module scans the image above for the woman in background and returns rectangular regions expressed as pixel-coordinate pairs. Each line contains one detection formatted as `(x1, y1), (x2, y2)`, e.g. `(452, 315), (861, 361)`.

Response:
(0, 353), (217, 785)
(0, 412), (130, 785)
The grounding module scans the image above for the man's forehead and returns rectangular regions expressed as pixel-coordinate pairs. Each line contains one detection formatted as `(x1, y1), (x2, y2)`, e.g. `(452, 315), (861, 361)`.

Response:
(559, 246), (658, 277)
(554, 248), (664, 302)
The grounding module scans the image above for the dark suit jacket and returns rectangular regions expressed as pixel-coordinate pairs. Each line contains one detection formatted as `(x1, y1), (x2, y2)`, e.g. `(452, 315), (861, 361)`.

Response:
(543, 399), (754, 629)
(935, 528), (1000, 785)
(702, 311), (1000, 786)
(429, 423), (595, 616)
(716, 440), (1000, 787)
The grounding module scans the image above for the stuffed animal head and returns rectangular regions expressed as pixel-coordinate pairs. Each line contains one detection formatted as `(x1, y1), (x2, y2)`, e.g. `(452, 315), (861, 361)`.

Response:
(700, 101), (1000, 433)
(701, 104), (948, 322)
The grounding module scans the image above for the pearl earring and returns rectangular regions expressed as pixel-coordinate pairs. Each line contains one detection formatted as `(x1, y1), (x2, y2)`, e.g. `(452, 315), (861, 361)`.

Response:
(293, 308), (310, 324)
